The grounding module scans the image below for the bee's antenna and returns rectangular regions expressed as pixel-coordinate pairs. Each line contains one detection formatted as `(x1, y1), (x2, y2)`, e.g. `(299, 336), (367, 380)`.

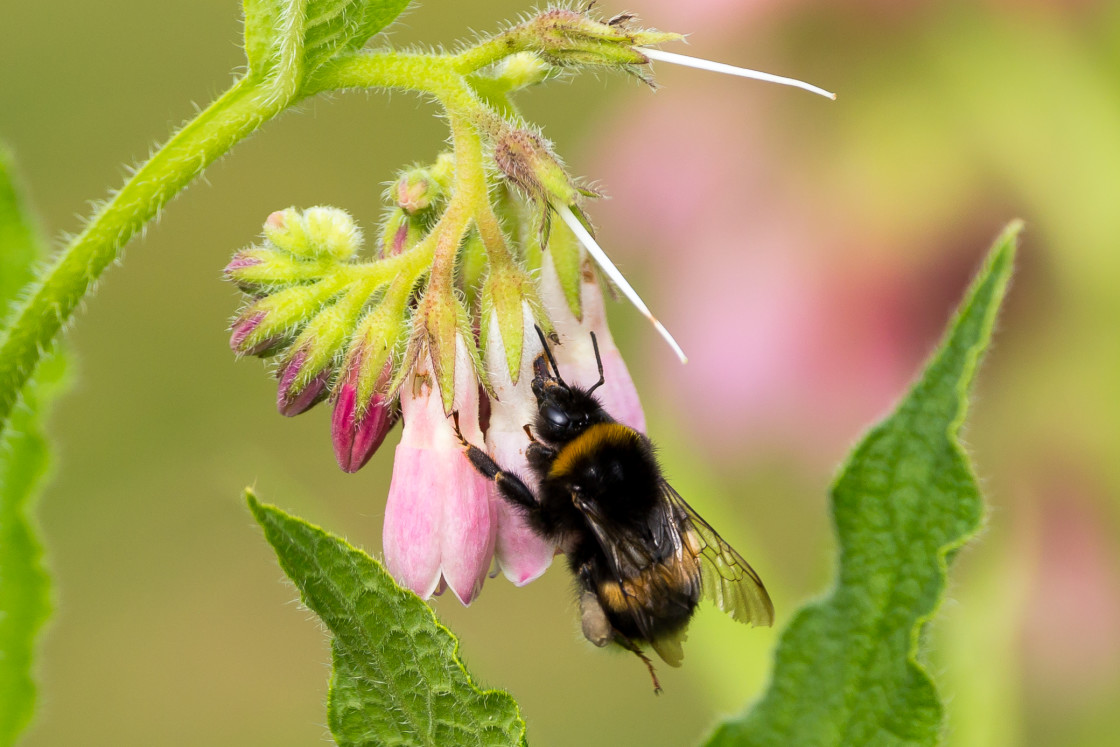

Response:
(534, 325), (565, 385)
(586, 332), (606, 396)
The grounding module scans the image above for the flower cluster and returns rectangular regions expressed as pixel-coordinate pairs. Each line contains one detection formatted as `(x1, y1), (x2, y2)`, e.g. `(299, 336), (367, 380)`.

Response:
(224, 7), (832, 603)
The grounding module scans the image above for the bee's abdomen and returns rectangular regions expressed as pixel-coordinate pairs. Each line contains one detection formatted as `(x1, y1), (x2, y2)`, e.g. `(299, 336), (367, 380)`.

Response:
(596, 559), (701, 639)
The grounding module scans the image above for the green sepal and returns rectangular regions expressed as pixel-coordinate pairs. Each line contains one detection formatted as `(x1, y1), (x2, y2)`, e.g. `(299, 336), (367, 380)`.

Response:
(458, 298), (491, 399)
(346, 294), (412, 415)
(280, 282), (378, 393)
(704, 222), (1021, 746)
(245, 493), (527, 746)
(630, 30), (685, 47)
(547, 217), (584, 321)
(225, 246), (337, 293)
(417, 286), (463, 414)
(458, 231), (488, 312)
(480, 263), (541, 385)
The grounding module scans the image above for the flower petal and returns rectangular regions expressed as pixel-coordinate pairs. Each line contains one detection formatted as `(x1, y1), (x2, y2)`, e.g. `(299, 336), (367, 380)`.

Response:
(484, 310), (557, 584)
(386, 340), (496, 605)
(540, 254), (648, 432)
(436, 462), (495, 605)
(383, 443), (444, 600)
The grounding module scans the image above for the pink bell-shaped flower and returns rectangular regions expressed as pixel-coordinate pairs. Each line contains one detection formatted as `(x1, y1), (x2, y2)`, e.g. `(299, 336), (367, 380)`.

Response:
(483, 307), (557, 585)
(382, 336), (495, 605)
(539, 252), (647, 432)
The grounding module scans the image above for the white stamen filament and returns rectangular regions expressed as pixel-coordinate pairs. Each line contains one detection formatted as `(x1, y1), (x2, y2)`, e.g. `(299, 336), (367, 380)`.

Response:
(555, 204), (688, 364)
(641, 48), (836, 100)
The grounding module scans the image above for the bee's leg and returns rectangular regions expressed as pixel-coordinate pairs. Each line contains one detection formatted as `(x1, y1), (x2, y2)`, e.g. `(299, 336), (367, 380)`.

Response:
(452, 411), (539, 512)
(612, 631), (662, 695)
(579, 591), (613, 648)
(526, 441), (557, 471)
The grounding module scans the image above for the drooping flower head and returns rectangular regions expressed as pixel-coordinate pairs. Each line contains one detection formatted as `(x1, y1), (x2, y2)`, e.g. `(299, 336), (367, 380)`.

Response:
(222, 6), (833, 603)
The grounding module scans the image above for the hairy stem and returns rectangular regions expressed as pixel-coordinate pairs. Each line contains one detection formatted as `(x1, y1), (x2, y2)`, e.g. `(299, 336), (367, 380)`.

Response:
(0, 42), (533, 434)
(0, 78), (286, 431)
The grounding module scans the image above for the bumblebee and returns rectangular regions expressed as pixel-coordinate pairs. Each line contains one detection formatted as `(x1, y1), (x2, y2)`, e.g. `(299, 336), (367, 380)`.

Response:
(455, 328), (773, 691)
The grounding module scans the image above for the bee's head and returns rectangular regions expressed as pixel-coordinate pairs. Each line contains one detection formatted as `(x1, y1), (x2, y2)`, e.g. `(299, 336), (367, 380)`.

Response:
(530, 326), (608, 444)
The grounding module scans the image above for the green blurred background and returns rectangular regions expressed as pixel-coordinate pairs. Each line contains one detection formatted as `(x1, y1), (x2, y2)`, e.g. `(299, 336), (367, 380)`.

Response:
(3, 0), (1120, 744)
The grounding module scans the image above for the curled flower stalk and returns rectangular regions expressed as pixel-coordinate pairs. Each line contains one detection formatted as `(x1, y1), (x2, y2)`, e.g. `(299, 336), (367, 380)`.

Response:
(216, 6), (833, 602)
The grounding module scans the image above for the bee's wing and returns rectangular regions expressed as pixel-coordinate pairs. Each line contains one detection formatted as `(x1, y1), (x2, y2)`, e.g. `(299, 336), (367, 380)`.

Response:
(662, 482), (775, 627)
(575, 495), (660, 577)
(573, 494), (693, 648)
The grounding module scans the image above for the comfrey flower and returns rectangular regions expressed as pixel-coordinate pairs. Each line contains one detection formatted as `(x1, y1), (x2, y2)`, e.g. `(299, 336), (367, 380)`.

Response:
(538, 222), (646, 432)
(483, 304), (556, 585)
(222, 7), (832, 603)
(383, 336), (494, 604)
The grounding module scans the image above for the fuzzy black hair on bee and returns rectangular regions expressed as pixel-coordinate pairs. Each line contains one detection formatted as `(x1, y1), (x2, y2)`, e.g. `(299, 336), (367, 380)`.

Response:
(454, 326), (773, 693)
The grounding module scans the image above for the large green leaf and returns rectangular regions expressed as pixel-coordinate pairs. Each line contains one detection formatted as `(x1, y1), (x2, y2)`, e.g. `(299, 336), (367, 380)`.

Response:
(706, 222), (1020, 746)
(0, 146), (67, 746)
(243, 0), (414, 84)
(247, 493), (527, 746)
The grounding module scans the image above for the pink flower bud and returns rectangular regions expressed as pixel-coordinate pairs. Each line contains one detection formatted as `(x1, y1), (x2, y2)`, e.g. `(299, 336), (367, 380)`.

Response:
(229, 310), (285, 358)
(276, 348), (330, 417)
(383, 338), (495, 605)
(540, 257), (647, 431)
(484, 308), (557, 585)
(395, 174), (433, 214)
(331, 360), (394, 473)
(224, 251), (263, 275)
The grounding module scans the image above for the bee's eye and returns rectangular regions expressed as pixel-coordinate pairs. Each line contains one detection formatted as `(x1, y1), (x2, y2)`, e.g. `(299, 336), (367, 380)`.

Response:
(543, 405), (570, 428)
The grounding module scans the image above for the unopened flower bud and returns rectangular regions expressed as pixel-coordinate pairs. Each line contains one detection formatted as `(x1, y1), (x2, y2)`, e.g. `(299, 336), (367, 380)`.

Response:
(228, 277), (348, 359)
(331, 360), (395, 473)
(526, 9), (680, 70)
(393, 167), (444, 215)
(493, 127), (581, 207)
(223, 245), (334, 292)
(493, 52), (551, 90)
(330, 304), (407, 472)
(379, 209), (422, 258)
(229, 310), (288, 358)
(263, 206), (361, 262)
(276, 347), (330, 416)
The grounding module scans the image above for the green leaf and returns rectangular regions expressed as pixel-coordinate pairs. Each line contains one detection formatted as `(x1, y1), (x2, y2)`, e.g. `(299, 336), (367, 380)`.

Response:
(242, 0), (414, 87)
(706, 222), (1021, 747)
(247, 492), (527, 746)
(0, 146), (68, 745)
(0, 151), (43, 320)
